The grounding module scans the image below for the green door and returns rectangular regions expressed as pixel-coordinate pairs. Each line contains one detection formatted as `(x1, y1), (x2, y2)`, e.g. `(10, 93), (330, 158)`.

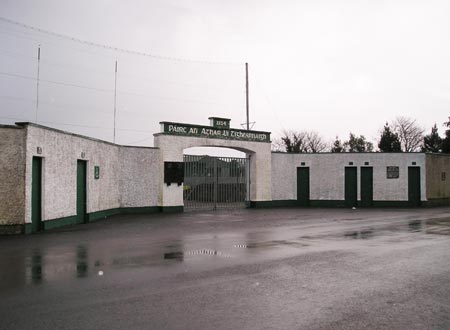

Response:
(296, 167), (310, 206)
(77, 160), (87, 224)
(345, 167), (357, 207)
(360, 167), (373, 207)
(31, 157), (42, 232)
(408, 167), (421, 207)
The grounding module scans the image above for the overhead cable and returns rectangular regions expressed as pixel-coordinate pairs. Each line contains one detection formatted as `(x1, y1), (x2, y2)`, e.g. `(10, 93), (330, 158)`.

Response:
(0, 16), (243, 65)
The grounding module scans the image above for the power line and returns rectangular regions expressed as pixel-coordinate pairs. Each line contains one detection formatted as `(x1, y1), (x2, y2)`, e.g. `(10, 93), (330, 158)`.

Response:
(0, 71), (114, 92)
(0, 115), (152, 133)
(0, 16), (243, 65)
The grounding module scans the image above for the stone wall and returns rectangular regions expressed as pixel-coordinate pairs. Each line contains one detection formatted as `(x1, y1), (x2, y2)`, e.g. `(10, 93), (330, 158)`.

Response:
(0, 126), (26, 229)
(426, 154), (450, 205)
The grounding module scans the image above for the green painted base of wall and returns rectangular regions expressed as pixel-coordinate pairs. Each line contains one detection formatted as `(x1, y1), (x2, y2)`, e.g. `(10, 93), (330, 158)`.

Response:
(12, 206), (183, 235)
(44, 215), (78, 230)
(88, 208), (121, 222)
(250, 200), (425, 208)
(0, 224), (25, 235)
(88, 206), (163, 221)
(249, 200), (347, 208)
(422, 198), (450, 207)
(161, 206), (184, 213)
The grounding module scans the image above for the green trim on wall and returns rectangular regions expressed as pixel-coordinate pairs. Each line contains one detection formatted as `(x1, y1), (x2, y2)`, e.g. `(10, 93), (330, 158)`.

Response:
(0, 224), (26, 235)
(161, 206), (184, 213)
(43, 215), (78, 230)
(371, 201), (413, 208)
(88, 208), (121, 222)
(122, 206), (161, 214)
(248, 200), (298, 208)
(422, 198), (450, 207)
(13, 206), (168, 235)
(249, 200), (419, 208)
(310, 200), (347, 208)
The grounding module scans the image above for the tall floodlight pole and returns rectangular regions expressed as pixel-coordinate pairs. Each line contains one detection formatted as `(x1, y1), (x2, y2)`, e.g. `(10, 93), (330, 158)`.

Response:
(35, 45), (41, 123)
(245, 62), (249, 130)
(113, 60), (118, 143)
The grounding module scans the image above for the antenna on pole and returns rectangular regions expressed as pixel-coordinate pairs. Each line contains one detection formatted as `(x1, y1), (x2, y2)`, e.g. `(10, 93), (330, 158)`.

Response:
(35, 45), (41, 123)
(241, 62), (255, 130)
(246, 62), (249, 130)
(113, 60), (118, 143)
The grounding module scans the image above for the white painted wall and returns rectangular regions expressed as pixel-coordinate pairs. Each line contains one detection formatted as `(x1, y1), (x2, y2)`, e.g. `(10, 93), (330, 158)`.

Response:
(22, 124), (161, 224)
(119, 147), (160, 208)
(271, 153), (427, 202)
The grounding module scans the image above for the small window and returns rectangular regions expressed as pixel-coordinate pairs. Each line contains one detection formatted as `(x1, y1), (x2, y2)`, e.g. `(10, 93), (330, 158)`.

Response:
(412, 162), (417, 165)
(387, 166), (399, 179)
(301, 162), (306, 166)
(364, 162), (369, 166)
(349, 162), (354, 165)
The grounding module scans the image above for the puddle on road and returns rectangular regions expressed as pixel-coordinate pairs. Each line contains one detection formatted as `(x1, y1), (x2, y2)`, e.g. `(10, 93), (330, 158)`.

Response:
(4, 216), (450, 289)
(424, 218), (450, 235)
(164, 249), (231, 261)
(233, 240), (308, 249)
(344, 230), (374, 239)
(408, 220), (422, 232)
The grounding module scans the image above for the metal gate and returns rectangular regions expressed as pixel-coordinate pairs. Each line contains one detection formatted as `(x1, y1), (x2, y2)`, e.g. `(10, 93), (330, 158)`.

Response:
(183, 155), (249, 211)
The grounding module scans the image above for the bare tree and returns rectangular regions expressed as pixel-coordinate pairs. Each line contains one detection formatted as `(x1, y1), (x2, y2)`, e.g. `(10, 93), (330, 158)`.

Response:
(305, 131), (328, 152)
(272, 130), (326, 153)
(393, 116), (425, 152)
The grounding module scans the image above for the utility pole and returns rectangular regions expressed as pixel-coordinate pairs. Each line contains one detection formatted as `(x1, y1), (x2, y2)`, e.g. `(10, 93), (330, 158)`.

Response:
(245, 62), (249, 130)
(113, 60), (118, 143)
(35, 45), (41, 123)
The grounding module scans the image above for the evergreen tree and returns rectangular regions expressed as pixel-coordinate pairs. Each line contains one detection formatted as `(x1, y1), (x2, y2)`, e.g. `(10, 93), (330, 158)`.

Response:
(442, 129), (450, 153)
(331, 137), (344, 152)
(344, 133), (373, 152)
(422, 124), (442, 152)
(378, 122), (402, 152)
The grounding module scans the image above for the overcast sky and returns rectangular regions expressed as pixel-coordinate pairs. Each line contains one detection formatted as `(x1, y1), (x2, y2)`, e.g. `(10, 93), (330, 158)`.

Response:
(1, 0), (449, 154)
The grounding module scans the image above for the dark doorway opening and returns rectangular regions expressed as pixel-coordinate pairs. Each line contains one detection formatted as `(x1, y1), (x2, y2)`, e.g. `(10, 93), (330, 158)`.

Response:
(296, 167), (310, 206)
(345, 167), (357, 208)
(31, 157), (42, 232)
(408, 167), (421, 207)
(76, 160), (87, 223)
(360, 167), (373, 207)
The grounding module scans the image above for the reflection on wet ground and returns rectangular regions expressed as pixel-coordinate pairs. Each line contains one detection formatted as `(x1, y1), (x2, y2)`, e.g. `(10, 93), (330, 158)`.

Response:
(344, 230), (374, 239)
(76, 246), (88, 278)
(2, 215), (450, 289)
(233, 240), (309, 249)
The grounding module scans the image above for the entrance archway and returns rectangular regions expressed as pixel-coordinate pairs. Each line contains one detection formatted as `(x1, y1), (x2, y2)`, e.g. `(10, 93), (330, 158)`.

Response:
(154, 117), (272, 211)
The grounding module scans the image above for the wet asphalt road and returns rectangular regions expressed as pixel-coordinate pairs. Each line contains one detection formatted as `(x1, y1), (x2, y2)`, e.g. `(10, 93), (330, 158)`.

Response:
(1, 208), (450, 330)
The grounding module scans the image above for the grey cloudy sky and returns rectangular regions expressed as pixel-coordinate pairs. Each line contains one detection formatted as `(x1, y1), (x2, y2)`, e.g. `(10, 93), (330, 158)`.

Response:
(1, 0), (449, 152)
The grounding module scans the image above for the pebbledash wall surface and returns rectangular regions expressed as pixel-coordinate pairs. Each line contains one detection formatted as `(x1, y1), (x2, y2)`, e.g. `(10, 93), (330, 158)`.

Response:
(0, 118), (449, 234)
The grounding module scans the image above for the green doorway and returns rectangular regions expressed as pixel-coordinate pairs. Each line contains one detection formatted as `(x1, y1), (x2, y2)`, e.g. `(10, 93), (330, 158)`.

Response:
(408, 167), (421, 207)
(296, 167), (310, 206)
(360, 167), (373, 207)
(345, 167), (357, 208)
(77, 160), (87, 224)
(31, 157), (43, 232)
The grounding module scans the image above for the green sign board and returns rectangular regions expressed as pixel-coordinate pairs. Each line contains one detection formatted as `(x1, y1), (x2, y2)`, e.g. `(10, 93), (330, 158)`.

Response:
(159, 121), (270, 143)
(94, 166), (100, 179)
(209, 117), (230, 129)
